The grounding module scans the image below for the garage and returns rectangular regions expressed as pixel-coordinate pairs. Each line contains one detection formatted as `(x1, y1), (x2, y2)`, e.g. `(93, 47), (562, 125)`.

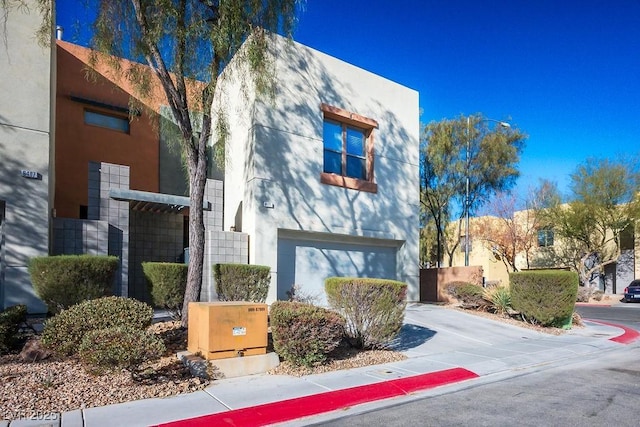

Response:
(276, 233), (400, 305)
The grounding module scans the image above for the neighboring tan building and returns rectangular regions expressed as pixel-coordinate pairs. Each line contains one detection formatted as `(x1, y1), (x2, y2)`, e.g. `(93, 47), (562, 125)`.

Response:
(217, 36), (420, 304)
(453, 211), (638, 293)
(0, 3), (53, 312)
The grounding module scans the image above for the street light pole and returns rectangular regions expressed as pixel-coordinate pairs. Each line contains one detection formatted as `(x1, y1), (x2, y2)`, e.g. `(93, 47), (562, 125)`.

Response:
(464, 116), (511, 267)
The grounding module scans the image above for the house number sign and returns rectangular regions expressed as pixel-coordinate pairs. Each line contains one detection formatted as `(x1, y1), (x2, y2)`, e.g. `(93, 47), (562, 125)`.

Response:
(20, 170), (42, 180)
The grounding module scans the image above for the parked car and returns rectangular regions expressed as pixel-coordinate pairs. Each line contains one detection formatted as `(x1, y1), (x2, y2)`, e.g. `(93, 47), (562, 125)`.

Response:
(623, 279), (640, 303)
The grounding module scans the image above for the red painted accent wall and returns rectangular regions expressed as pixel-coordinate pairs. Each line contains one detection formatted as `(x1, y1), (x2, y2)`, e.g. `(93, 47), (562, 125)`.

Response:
(54, 44), (160, 218)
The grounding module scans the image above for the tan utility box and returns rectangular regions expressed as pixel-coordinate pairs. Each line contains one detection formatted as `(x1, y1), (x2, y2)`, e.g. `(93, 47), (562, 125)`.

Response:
(187, 302), (268, 360)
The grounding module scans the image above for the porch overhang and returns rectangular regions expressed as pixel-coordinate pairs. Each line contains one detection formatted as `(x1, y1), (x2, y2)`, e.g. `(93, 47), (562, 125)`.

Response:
(109, 188), (211, 214)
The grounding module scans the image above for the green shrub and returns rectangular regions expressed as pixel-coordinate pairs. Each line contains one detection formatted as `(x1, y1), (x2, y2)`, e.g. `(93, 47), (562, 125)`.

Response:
(0, 305), (27, 354)
(78, 326), (165, 371)
(214, 264), (270, 303)
(142, 262), (188, 319)
(446, 282), (486, 308)
(445, 281), (474, 295)
(483, 285), (511, 315)
(270, 301), (345, 367)
(325, 277), (406, 349)
(41, 296), (154, 356)
(28, 255), (119, 314)
(510, 270), (579, 327)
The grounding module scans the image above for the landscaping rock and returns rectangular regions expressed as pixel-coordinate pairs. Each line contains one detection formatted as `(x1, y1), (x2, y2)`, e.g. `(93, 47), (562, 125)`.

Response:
(19, 339), (51, 363)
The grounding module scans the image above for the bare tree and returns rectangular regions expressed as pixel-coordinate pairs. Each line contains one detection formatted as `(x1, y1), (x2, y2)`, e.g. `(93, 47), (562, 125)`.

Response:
(472, 185), (551, 272)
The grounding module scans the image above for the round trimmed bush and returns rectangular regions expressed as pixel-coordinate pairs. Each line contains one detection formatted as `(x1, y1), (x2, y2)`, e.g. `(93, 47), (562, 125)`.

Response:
(446, 282), (486, 307)
(142, 262), (188, 319)
(510, 270), (578, 327)
(41, 296), (154, 356)
(28, 255), (119, 314)
(214, 264), (270, 303)
(78, 326), (165, 371)
(270, 301), (345, 367)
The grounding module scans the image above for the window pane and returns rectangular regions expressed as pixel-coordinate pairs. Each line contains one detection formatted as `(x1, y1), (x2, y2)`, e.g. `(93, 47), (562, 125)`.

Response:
(346, 155), (366, 180)
(323, 120), (343, 152)
(323, 150), (342, 174)
(84, 110), (129, 133)
(537, 229), (554, 247)
(346, 127), (365, 156)
(547, 231), (554, 246)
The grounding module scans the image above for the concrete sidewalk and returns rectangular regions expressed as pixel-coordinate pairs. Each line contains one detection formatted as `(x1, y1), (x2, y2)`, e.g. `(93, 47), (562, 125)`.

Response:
(4, 304), (637, 427)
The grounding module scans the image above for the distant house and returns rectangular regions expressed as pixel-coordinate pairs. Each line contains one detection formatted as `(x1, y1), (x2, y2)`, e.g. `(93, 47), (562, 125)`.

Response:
(217, 36), (420, 304)
(454, 209), (638, 293)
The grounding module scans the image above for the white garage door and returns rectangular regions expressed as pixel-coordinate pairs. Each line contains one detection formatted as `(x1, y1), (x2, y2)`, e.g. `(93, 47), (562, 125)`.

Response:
(277, 236), (398, 305)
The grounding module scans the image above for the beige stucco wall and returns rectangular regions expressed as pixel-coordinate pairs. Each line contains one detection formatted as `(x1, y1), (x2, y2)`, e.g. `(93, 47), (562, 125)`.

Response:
(219, 35), (420, 302)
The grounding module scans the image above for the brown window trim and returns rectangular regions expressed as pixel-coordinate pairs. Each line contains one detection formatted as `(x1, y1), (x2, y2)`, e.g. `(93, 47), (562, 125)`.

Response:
(320, 172), (378, 193)
(321, 103), (379, 129)
(320, 103), (378, 193)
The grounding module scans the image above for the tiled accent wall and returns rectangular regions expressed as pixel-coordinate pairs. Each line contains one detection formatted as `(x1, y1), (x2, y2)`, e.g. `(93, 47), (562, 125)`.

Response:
(52, 164), (245, 302)
(90, 162), (130, 297)
(200, 178), (249, 301)
(201, 230), (250, 301)
(204, 179), (223, 231)
(129, 210), (185, 303)
(51, 219), (109, 255)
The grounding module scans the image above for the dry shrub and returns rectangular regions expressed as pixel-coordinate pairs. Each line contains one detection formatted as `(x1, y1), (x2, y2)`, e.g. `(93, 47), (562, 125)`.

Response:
(325, 277), (406, 349)
(446, 282), (486, 309)
(270, 301), (344, 367)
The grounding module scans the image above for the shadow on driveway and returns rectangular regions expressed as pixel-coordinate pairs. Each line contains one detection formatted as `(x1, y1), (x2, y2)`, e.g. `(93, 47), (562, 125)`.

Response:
(389, 324), (437, 351)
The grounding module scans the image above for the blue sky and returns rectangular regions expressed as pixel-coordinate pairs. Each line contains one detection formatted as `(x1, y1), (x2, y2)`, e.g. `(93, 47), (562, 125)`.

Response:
(56, 0), (640, 198)
(292, 0), (640, 198)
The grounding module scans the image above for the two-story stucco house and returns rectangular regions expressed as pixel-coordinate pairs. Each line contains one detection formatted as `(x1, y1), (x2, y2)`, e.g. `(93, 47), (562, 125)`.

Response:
(1, 21), (419, 310)
(217, 36), (420, 304)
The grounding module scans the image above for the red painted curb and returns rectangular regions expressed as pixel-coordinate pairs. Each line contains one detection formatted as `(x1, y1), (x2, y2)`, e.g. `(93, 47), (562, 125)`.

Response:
(586, 319), (640, 344)
(155, 368), (479, 427)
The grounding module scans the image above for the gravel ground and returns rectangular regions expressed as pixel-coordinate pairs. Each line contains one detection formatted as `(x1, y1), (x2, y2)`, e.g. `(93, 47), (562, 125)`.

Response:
(0, 321), (209, 421)
(0, 320), (406, 421)
(3, 298), (600, 421)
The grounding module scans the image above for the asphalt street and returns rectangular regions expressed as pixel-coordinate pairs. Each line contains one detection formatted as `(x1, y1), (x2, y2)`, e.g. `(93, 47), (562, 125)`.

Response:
(308, 345), (640, 427)
(292, 304), (640, 427)
(577, 304), (640, 330)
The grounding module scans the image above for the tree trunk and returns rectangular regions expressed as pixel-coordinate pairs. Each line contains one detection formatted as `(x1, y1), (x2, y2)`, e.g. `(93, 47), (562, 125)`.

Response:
(181, 155), (207, 328)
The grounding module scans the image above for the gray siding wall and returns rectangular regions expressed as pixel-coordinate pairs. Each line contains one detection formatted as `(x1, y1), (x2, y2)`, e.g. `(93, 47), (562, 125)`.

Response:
(0, 3), (52, 312)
